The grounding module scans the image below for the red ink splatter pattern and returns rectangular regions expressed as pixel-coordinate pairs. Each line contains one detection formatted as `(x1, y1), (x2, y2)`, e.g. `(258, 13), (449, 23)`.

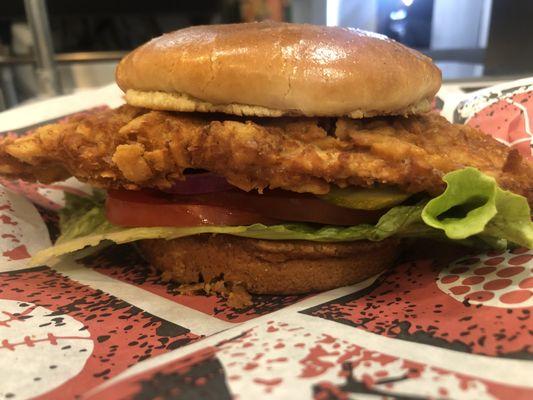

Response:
(454, 84), (533, 159)
(0, 266), (199, 399)
(86, 322), (532, 400)
(302, 252), (532, 359)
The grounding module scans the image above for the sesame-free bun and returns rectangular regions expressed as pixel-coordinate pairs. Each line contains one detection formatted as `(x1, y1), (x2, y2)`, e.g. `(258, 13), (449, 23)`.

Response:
(138, 235), (400, 295)
(116, 22), (441, 118)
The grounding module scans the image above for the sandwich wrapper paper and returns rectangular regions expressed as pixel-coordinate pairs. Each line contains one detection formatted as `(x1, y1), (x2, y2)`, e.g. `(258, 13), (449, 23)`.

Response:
(0, 79), (531, 400)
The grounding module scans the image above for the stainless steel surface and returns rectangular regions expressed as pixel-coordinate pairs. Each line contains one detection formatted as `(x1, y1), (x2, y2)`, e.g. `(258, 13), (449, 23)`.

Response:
(0, 66), (18, 109)
(444, 74), (531, 85)
(23, 0), (61, 96)
(0, 51), (128, 65)
(420, 48), (486, 64)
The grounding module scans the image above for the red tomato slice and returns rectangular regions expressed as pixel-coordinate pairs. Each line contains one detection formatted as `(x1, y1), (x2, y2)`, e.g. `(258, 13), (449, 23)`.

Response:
(183, 190), (384, 225)
(106, 189), (383, 227)
(106, 190), (277, 227)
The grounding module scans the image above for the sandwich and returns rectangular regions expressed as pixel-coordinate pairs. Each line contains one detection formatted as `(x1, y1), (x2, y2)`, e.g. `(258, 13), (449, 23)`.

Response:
(0, 22), (531, 297)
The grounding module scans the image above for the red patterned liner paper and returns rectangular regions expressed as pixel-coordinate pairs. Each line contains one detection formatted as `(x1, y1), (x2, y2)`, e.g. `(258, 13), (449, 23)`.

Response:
(0, 80), (531, 399)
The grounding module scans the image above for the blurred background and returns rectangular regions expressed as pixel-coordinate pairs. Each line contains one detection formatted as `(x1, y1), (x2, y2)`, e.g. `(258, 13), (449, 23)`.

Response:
(1, 0), (532, 110)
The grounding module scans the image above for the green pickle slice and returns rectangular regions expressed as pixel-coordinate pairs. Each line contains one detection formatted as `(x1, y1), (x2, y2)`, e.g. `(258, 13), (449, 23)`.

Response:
(320, 186), (411, 210)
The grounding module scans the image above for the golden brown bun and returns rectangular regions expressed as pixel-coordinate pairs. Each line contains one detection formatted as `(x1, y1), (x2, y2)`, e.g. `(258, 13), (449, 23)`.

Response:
(116, 22), (441, 118)
(138, 235), (400, 295)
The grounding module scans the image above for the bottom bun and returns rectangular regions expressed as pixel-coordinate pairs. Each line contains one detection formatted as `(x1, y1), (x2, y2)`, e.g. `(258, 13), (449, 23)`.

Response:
(138, 235), (400, 295)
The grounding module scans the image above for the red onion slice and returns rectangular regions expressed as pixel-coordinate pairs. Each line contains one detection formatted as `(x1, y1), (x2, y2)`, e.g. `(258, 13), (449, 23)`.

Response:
(165, 173), (234, 194)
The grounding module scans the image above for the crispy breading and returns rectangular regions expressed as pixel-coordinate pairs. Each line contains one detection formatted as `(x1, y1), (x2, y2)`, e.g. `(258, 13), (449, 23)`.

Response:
(0, 105), (531, 203)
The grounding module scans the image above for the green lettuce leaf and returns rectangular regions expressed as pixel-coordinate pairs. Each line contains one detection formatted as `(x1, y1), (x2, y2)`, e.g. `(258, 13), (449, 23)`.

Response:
(422, 167), (533, 248)
(58, 191), (113, 243)
(31, 168), (532, 266)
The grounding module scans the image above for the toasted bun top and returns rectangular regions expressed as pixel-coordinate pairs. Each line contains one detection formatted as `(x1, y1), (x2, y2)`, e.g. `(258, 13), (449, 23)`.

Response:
(116, 22), (441, 118)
